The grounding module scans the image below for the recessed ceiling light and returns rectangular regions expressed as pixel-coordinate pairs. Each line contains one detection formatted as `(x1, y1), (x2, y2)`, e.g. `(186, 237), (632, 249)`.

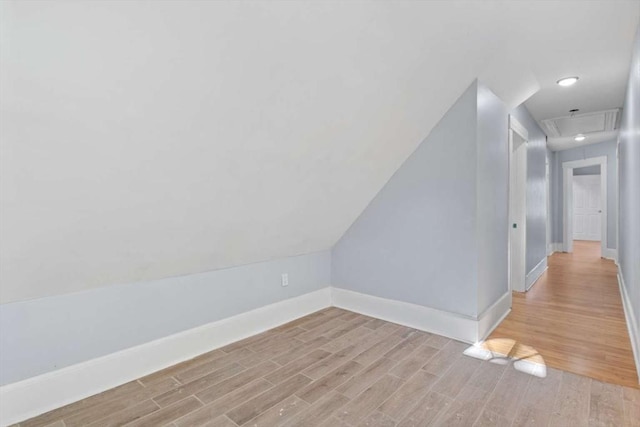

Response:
(557, 77), (579, 87)
(574, 134), (586, 142)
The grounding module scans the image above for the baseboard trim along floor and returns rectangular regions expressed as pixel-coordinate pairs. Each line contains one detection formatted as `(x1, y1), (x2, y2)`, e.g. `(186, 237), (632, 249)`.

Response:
(331, 287), (510, 344)
(13, 307), (638, 427)
(618, 271), (640, 385)
(0, 287), (511, 426)
(0, 288), (332, 426)
(525, 257), (547, 291)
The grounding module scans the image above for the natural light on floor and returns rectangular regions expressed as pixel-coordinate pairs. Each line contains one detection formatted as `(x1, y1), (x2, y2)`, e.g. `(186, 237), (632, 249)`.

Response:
(464, 338), (547, 378)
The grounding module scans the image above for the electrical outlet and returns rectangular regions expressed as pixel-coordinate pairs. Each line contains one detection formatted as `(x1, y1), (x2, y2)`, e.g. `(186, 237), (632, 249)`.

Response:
(281, 273), (289, 287)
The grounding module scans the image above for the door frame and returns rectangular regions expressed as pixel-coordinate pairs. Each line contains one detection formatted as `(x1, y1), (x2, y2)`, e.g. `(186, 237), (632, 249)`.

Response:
(546, 154), (552, 255)
(562, 156), (607, 255)
(508, 115), (528, 293)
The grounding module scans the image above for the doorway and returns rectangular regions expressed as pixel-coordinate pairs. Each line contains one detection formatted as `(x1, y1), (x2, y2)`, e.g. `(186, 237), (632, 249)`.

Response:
(573, 172), (602, 244)
(562, 156), (607, 256)
(508, 116), (528, 293)
(546, 156), (551, 255)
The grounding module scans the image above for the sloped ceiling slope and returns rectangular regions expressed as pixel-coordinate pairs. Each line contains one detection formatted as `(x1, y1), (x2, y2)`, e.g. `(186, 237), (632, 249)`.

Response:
(1, 1), (638, 303)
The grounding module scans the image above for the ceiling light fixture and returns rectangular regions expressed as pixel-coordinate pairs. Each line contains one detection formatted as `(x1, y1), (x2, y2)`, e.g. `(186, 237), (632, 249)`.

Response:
(574, 134), (586, 142)
(557, 76), (579, 87)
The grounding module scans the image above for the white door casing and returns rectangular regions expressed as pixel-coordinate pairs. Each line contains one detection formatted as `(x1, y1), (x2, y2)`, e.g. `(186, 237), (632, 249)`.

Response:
(573, 175), (601, 241)
(546, 156), (551, 255)
(508, 116), (528, 293)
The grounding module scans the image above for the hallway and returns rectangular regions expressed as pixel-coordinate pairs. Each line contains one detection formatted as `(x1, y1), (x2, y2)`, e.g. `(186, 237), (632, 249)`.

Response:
(487, 241), (639, 389)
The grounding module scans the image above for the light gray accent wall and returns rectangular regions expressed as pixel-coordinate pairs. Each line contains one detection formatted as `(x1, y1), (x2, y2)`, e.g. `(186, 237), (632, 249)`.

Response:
(573, 165), (601, 175)
(551, 140), (618, 249)
(332, 82), (480, 317)
(618, 25), (640, 348)
(476, 83), (509, 313)
(332, 80), (549, 321)
(509, 104), (548, 275)
(0, 250), (330, 386)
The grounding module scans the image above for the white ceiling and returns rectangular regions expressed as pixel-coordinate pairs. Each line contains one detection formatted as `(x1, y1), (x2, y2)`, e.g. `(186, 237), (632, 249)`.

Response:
(523, 1), (639, 151)
(1, 1), (639, 303)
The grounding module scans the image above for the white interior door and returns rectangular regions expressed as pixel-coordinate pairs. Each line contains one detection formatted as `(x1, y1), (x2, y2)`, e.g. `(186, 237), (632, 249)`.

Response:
(573, 175), (601, 241)
(509, 128), (527, 292)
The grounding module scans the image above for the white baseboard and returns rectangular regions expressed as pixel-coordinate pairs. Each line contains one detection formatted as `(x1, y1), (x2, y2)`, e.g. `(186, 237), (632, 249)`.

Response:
(525, 258), (547, 291)
(331, 287), (476, 343)
(331, 288), (510, 344)
(477, 292), (512, 342)
(0, 288), (332, 427)
(549, 243), (563, 254)
(1, 286), (517, 425)
(602, 248), (617, 261)
(618, 272), (640, 385)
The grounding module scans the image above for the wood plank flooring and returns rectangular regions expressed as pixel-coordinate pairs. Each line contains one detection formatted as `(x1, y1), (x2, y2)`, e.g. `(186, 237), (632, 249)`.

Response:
(15, 306), (639, 426)
(487, 240), (639, 389)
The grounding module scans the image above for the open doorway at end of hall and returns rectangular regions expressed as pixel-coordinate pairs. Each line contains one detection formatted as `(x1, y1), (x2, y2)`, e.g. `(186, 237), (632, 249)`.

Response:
(562, 156), (607, 258)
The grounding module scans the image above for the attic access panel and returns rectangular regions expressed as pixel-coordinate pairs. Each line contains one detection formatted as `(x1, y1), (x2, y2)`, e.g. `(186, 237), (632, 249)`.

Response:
(540, 109), (620, 137)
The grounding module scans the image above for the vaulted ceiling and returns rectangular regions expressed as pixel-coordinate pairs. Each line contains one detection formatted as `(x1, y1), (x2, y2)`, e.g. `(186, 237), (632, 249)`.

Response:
(1, 1), (638, 302)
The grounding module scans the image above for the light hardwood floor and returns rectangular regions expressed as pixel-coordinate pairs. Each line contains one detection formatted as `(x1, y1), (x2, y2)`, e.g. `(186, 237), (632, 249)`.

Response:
(15, 305), (640, 426)
(487, 240), (639, 389)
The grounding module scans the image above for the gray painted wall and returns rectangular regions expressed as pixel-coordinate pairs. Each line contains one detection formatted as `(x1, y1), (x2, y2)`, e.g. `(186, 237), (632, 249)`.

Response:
(0, 250), (330, 386)
(573, 165), (601, 175)
(332, 82), (480, 317)
(476, 83), (509, 313)
(617, 24), (640, 351)
(332, 79), (548, 320)
(509, 104), (548, 275)
(551, 140), (618, 249)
